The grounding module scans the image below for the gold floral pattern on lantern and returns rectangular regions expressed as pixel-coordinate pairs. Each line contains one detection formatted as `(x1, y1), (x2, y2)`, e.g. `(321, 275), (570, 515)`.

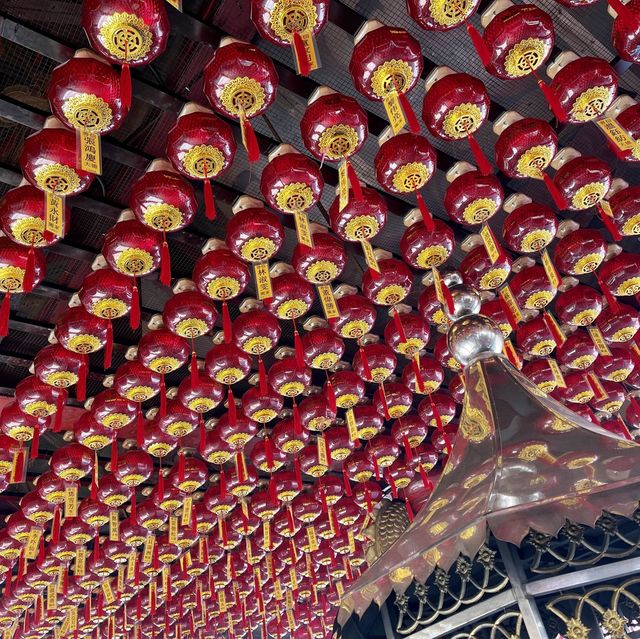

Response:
(175, 318), (208, 339)
(34, 163), (80, 194)
(165, 421), (194, 437)
(606, 368), (631, 382)
(622, 214), (640, 237)
(504, 38), (547, 78)
(205, 450), (232, 465)
(182, 145), (225, 179)
(318, 125), (360, 161)
(275, 182), (315, 214)
(396, 338), (426, 357)
(392, 163), (430, 193)
(0, 266), (25, 293)
(115, 248), (155, 276)
(462, 198), (498, 225)
(570, 354), (596, 370)
(10, 217), (46, 247)
(571, 182), (607, 210)
(340, 320), (370, 340)
(45, 371), (79, 388)
(574, 253), (603, 275)
(388, 404), (410, 418)
(571, 390), (594, 404)
(143, 203), (183, 232)
(99, 12), (153, 61)
(62, 93), (113, 132)
(83, 433), (111, 450)
(370, 60), (414, 99)
(307, 415), (332, 431)
(537, 380), (557, 393)
(337, 393), (359, 409)
(240, 237), (277, 263)
(516, 145), (553, 178)
(524, 290), (554, 310)
(521, 229), (554, 252)
(344, 216), (380, 241)
(251, 408), (279, 423)
(269, 0), (318, 42)
(276, 299), (309, 319)
(101, 413), (131, 429)
(569, 309), (598, 326)
(375, 284), (407, 306)
(615, 277), (640, 296)
(442, 103), (483, 139)
(429, 0), (474, 27)
(278, 381), (305, 397)
(531, 340), (556, 356)
(306, 260), (339, 284)
(281, 440), (305, 454)
(66, 334), (102, 354)
(479, 267), (509, 290)
(206, 277), (241, 301)
(311, 352), (339, 369)
(91, 298), (129, 320)
(6, 424), (34, 442)
(215, 367), (244, 385)
(220, 77), (266, 118)
(370, 367), (392, 384)
(416, 245), (449, 269)
(242, 336), (273, 355)
(571, 86), (613, 122)
(125, 385), (155, 402)
(187, 397), (217, 413)
(23, 400), (56, 418)
(611, 327), (635, 342)
(149, 356), (181, 374)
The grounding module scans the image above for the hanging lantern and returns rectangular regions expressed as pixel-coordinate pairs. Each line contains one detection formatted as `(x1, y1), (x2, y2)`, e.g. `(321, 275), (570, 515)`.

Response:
(373, 382), (413, 420)
(263, 271), (315, 338)
(546, 52), (617, 123)
(599, 252), (640, 298)
(299, 444), (329, 478)
(606, 99), (640, 162)
(419, 281), (450, 331)
(400, 217), (455, 271)
(493, 112), (566, 209)
(81, 0), (169, 109)
(15, 376), (66, 428)
(218, 412), (258, 452)
(203, 38), (278, 162)
(176, 372), (224, 417)
(401, 356), (444, 395)
(556, 331), (599, 370)
(444, 162), (504, 226)
(301, 327), (345, 371)
(460, 244), (511, 291)
(113, 360), (161, 407)
(165, 104), (237, 221)
(260, 144), (324, 252)
(423, 68), (492, 174)
(96, 473), (130, 509)
(0, 402), (39, 449)
(595, 346), (635, 382)
(596, 303), (640, 344)
(168, 457), (208, 494)
(90, 388), (137, 433)
(326, 371), (366, 412)
(79, 267), (133, 326)
(406, 0), (480, 31)
(205, 342), (253, 386)
(362, 257), (413, 308)
(251, 438), (287, 473)
(156, 400), (199, 442)
(554, 228), (607, 276)
(610, 1), (640, 64)
(555, 284), (603, 327)
(434, 333), (463, 372)
(591, 381), (626, 415)
(114, 450), (153, 516)
(242, 386), (284, 425)
(350, 22), (423, 133)
(368, 435), (401, 471)
(250, 0), (328, 75)
(268, 357), (312, 399)
(193, 246), (250, 344)
(272, 417), (310, 454)
(34, 343), (84, 391)
(50, 443), (94, 509)
(522, 358), (561, 394)
(509, 265), (557, 311)
(609, 185), (640, 237)
(298, 394), (335, 432)
(300, 88), (368, 206)
(481, 299), (513, 338)
(353, 342), (397, 385)
(142, 416), (178, 459)
(417, 391), (456, 427)
(225, 198), (284, 303)
(501, 193), (557, 254)
(73, 412), (112, 452)
(516, 315), (557, 357)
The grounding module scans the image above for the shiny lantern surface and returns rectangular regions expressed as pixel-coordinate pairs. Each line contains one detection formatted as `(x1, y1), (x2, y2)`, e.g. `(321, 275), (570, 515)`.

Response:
(407, 0), (481, 30)
(553, 229), (607, 276)
(553, 155), (612, 211)
(400, 219), (455, 270)
(102, 219), (161, 278)
(502, 199), (557, 253)
(444, 168), (504, 226)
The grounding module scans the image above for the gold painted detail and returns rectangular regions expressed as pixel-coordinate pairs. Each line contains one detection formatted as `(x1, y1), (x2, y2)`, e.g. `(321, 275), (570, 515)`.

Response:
(611, 327), (636, 342)
(175, 317), (208, 339)
(149, 356), (180, 374)
(242, 336), (273, 355)
(215, 367), (244, 385)
(143, 203), (183, 232)
(306, 260), (339, 284)
(572, 182), (607, 210)
(318, 125), (360, 161)
(572, 390), (594, 404)
(479, 267), (509, 290)
(251, 408), (278, 423)
(62, 93), (113, 132)
(442, 103), (483, 139)
(616, 277), (640, 296)
(531, 340), (556, 356)
(622, 214), (640, 236)
(371, 59), (414, 99)
(429, 0), (473, 26)
(240, 237), (277, 263)
(6, 425), (34, 441)
(206, 277), (241, 301)
(569, 354), (596, 370)
(268, 0), (318, 43)
(340, 319), (369, 339)
(370, 366), (392, 384)
(392, 162), (429, 193)
(345, 216), (380, 241)
(375, 284), (407, 306)
(571, 86), (613, 122)
(188, 397), (217, 413)
(182, 145), (225, 179)
(24, 400), (56, 418)
(570, 309), (598, 326)
(388, 404), (410, 419)
(521, 228), (554, 252)
(166, 421), (194, 437)
(0, 266), (25, 293)
(66, 334), (102, 354)
(311, 352), (339, 369)
(460, 406), (490, 443)
(416, 245), (449, 269)
(278, 381), (305, 397)
(115, 248), (154, 276)
(462, 198), (498, 224)
(125, 385), (155, 402)
(91, 298), (128, 319)
(34, 163), (80, 195)
(574, 253), (603, 275)
(336, 393), (358, 409)
(516, 145), (553, 178)
(98, 12), (153, 61)
(524, 290), (554, 310)
(220, 77), (266, 118)
(397, 337), (425, 357)
(10, 217), (46, 247)
(606, 367), (631, 382)
(45, 371), (79, 388)
(308, 416), (332, 431)
(275, 182), (314, 214)
(504, 38), (547, 78)
(277, 298), (308, 319)
(82, 434), (110, 450)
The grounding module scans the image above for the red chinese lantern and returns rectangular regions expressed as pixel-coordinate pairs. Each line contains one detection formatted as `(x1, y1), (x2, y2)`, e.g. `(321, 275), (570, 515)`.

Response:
(15, 376), (66, 436)
(50, 443), (94, 505)
(402, 356), (444, 395)
(373, 382), (413, 420)
(599, 252), (640, 298)
(353, 342), (397, 385)
(205, 343), (253, 390)
(400, 218), (455, 271)
(417, 391), (456, 427)
(34, 343), (84, 392)
(611, 2), (640, 64)
(298, 393), (335, 433)
(501, 194), (557, 253)
(516, 316), (557, 357)
(350, 22), (423, 133)
(165, 104), (236, 221)
(481, 299), (512, 337)
(460, 244), (511, 291)
(554, 228), (607, 276)
(250, 0), (328, 75)
(114, 450), (153, 522)
(522, 358), (560, 393)
(608, 185), (640, 237)
(406, 0), (481, 31)
(591, 381), (626, 415)
(81, 0), (169, 109)
(595, 346), (635, 382)
(113, 360), (161, 416)
(362, 258), (413, 308)
(556, 331), (598, 370)
(509, 265), (557, 311)
(203, 39), (278, 162)
(332, 294), (377, 341)
(242, 386), (283, 425)
(73, 412), (112, 452)
(555, 285), (603, 327)
(272, 417), (310, 455)
(90, 388), (137, 432)
(301, 327), (345, 373)
(78, 267), (133, 330)
(423, 68), (492, 175)
(597, 303), (640, 344)
(546, 52), (617, 123)
(493, 113), (566, 209)
(434, 333), (463, 372)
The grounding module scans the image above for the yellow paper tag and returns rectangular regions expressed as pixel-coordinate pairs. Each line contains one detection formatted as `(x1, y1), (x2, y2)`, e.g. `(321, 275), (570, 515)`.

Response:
(317, 434), (329, 467)
(246, 538), (253, 564)
(547, 359), (566, 388)
(541, 249), (561, 289)
(75, 547), (86, 577)
(218, 589), (227, 613)
(286, 589), (295, 609)
(347, 529), (356, 554)
(360, 240), (380, 273)
(289, 567), (298, 591)
(293, 211), (313, 248)
(47, 583), (57, 611)
(346, 408), (358, 442)
(383, 90), (406, 135)
(306, 526), (318, 552)
(161, 566), (169, 599)
(117, 566), (125, 592)
(588, 372), (608, 400)
(274, 578), (283, 601)
(338, 161), (349, 212)
(263, 521), (271, 551)
(588, 326), (612, 356)
(68, 607), (77, 631)
(299, 30), (319, 72)
(102, 580), (115, 604)
(127, 551), (136, 581)
(65, 485), (78, 518)
(503, 339), (521, 369)
(25, 528), (41, 560)
(57, 566), (65, 593)
(60, 614), (70, 636)
(181, 496), (193, 527)
(109, 510), (119, 541)
(499, 285), (522, 324)
(336, 580), (344, 598)
(432, 267), (446, 308)
(253, 262), (273, 301)
(287, 609), (296, 630)
(79, 128), (102, 175)
(317, 283), (339, 320)
(480, 225), (501, 264)
(596, 117), (636, 151)
(169, 515), (179, 545)
(142, 535), (155, 564)
(45, 192), (65, 237)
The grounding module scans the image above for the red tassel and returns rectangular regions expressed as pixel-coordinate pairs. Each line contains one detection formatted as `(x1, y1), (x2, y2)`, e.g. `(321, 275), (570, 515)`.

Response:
(190, 351), (199, 388)
(396, 90), (420, 134)
(93, 535), (100, 562)
(199, 413), (206, 453)
(52, 505), (61, 543)
(411, 356), (426, 393)
(498, 295), (518, 332)
(236, 450), (247, 482)
(104, 320), (113, 370)
(294, 457), (303, 491)
(222, 300), (232, 343)
(371, 452), (380, 480)
(160, 240), (171, 287)
(23, 245), (35, 293)
(543, 312), (565, 347)
(77, 355), (87, 403)
(467, 135), (493, 175)
(121, 63), (131, 110)
(596, 273), (621, 314)
(293, 322), (305, 367)
(326, 378), (337, 413)
(130, 487), (137, 525)
(160, 375), (167, 417)
(380, 385), (391, 420)
(241, 116), (260, 163)
(389, 472), (398, 499)
(0, 293), (9, 337)
(264, 435), (274, 471)
(415, 193), (435, 231)
(359, 345), (373, 381)
(136, 404), (144, 448)
(203, 178), (216, 221)
(543, 172), (568, 210)
(30, 424), (39, 460)
(291, 30), (312, 76)
(346, 160), (363, 201)
(219, 467), (226, 498)
(269, 474), (277, 505)
(402, 434), (414, 463)
(404, 497), (415, 522)
(178, 449), (185, 482)
(537, 80), (567, 122)
(158, 459), (164, 500)
(292, 400), (302, 435)
(13, 447), (24, 483)
(111, 436), (119, 470)
(342, 468), (352, 496)
(609, 0), (638, 27)
(393, 307), (409, 343)
(597, 204), (623, 241)
(227, 387), (236, 425)
(130, 282), (140, 331)
(466, 23), (492, 67)
(54, 390), (64, 432)
(286, 506), (296, 534)
(258, 356), (268, 396)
